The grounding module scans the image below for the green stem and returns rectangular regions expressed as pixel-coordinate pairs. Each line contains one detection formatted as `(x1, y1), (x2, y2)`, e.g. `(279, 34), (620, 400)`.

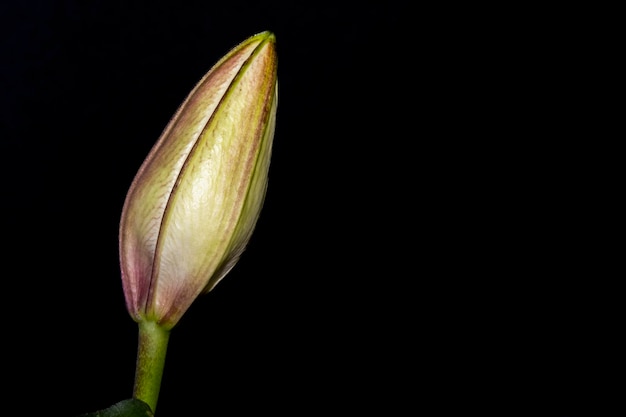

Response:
(133, 320), (171, 413)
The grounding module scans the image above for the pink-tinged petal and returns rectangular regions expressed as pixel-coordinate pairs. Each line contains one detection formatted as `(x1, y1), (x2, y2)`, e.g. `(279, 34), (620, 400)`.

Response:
(119, 31), (278, 328)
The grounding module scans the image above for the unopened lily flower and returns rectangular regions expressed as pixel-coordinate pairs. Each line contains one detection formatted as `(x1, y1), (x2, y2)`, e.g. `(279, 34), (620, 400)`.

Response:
(118, 31), (277, 412)
(120, 31), (277, 330)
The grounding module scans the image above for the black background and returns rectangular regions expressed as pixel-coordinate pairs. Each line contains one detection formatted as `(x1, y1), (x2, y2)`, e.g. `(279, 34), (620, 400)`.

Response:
(0, 2), (618, 416)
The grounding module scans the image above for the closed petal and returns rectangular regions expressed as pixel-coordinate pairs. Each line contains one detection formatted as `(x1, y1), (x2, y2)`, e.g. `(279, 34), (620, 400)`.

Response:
(119, 31), (278, 328)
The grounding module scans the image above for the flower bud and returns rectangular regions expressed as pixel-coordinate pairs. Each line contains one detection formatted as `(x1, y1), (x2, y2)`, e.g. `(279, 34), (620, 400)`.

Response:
(119, 31), (278, 329)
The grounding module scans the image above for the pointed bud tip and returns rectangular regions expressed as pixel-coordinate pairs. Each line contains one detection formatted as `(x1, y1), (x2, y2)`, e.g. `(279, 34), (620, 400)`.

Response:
(253, 30), (276, 43)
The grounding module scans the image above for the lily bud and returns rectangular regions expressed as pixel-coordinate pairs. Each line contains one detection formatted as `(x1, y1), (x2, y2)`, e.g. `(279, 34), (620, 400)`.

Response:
(119, 31), (278, 329)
